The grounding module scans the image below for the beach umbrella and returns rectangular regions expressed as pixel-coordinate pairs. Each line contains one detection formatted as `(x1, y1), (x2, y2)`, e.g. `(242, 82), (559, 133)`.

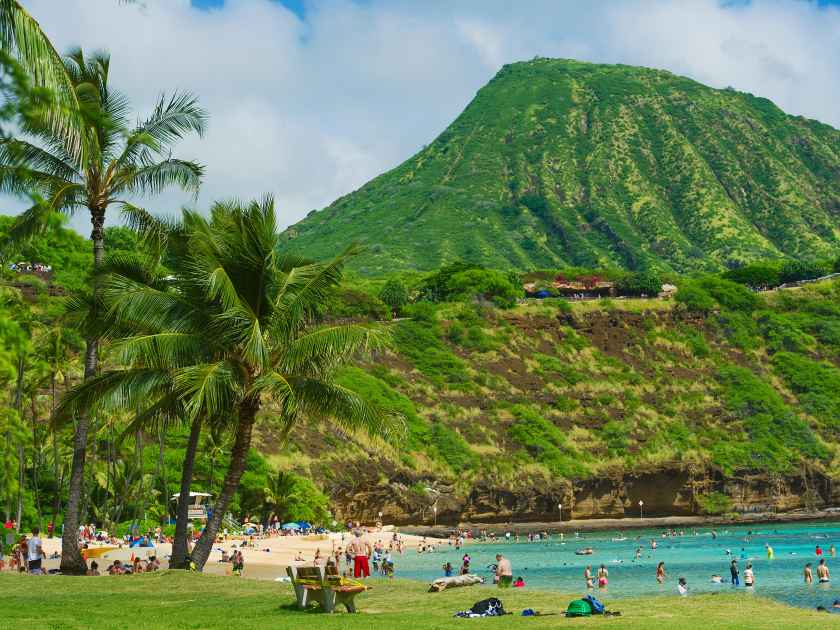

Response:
(297, 521), (312, 530)
(282, 522), (300, 530)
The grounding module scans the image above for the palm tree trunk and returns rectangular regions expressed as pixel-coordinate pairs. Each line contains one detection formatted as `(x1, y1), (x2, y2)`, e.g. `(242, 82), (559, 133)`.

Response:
(31, 393), (41, 524)
(14, 356), (24, 533)
(157, 428), (167, 526)
(190, 399), (258, 570)
(61, 207), (105, 575)
(170, 415), (202, 569)
(51, 375), (61, 526)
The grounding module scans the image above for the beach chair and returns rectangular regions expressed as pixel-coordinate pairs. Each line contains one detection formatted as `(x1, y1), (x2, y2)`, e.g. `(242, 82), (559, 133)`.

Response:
(286, 565), (366, 613)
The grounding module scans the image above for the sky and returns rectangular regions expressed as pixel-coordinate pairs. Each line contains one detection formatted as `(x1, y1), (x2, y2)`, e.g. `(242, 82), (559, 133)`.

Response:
(8, 0), (840, 233)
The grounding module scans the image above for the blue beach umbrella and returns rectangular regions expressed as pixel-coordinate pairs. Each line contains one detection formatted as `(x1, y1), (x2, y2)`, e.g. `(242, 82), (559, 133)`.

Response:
(297, 521), (312, 530)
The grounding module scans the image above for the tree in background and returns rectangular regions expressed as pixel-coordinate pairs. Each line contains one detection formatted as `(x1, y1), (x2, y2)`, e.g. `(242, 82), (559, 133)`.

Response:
(56, 197), (404, 570)
(616, 270), (662, 297)
(0, 48), (207, 574)
(379, 279), (408, 316)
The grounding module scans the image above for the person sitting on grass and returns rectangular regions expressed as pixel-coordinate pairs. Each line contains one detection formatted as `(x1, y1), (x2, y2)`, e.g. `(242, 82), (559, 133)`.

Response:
(107, 560), (123, 575)
(495, 554), (513, 588)
(86, 561), (100, 576)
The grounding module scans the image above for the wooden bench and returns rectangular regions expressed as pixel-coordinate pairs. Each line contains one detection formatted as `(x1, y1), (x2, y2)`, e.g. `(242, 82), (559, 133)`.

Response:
(286, 565), (366, 613)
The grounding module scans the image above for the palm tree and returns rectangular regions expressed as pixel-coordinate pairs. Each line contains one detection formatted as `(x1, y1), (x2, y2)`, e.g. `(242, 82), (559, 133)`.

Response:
(1, 48), (206, 574)
(55, 197), (404, 570)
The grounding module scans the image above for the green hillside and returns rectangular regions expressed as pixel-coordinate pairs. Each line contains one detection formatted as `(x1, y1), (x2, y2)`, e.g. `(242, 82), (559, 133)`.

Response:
(271, 276), (840, 524)
(284, 58), (840, 274)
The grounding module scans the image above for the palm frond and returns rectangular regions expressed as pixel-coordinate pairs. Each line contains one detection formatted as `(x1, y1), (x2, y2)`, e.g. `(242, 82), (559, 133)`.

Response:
(52, 367), (170, 428)
(116, 158), (204, 197)
(290, 378), (405, 445)
(0, 138), (80, 181)
(173, 361), (241, 420)
(279, 324), (389, 376)
(0, 0), (86, 160)
(111, 332), (209, 370)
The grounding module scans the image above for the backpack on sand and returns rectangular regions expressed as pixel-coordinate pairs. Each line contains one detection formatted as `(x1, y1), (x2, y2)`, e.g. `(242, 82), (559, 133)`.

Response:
(583, 594), (605, 614)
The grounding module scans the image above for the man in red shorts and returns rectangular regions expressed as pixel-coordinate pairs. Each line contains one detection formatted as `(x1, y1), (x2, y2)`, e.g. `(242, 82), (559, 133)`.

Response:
(348, 530), (371, 578)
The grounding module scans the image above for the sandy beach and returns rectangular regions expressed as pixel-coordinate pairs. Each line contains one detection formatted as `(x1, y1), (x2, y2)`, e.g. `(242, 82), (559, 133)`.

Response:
(33, 528), (443, 579)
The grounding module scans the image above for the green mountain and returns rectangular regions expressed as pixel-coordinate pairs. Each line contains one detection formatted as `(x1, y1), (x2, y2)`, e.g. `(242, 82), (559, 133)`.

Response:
(285, 58), (840, 274)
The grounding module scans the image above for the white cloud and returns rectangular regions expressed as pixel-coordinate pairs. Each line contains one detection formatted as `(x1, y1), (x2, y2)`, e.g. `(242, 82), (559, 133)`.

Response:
(7, 0), (840, 233)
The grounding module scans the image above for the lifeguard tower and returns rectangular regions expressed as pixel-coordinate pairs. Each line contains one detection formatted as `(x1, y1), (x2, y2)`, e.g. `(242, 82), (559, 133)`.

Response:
(171, 491), (212, 521)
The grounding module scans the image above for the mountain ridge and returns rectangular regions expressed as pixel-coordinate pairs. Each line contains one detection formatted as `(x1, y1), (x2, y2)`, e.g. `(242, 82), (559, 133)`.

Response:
(284, 57), (840, 274)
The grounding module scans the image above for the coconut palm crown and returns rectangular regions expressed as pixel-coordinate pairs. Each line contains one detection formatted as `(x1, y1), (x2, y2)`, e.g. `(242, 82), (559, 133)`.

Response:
(55, 196), (404, 569)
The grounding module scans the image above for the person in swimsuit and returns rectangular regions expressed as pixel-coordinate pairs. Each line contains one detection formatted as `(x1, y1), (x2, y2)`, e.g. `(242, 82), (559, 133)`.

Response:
(743, 563), (754, 587)
(597, 565), (609, 588)
(656, 562), (666, 584)
(805, 563), (813, 585)
(817, 558), (830, 583)
(584, 565), (594, 589)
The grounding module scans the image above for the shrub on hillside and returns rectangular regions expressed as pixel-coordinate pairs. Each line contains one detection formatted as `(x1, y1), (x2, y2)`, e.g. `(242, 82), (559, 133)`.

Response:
(674, 282), (715, 313)
(379, 279), (409, 315)
(507, 405), (588, 478)
(723, 261), (782, 289)
(447, 268), (519, 308)
(319, 288), (390, 321)
(699, 276), (761, 312)
(696, 491), (734, 515)
(716, 365), (826, 471)
(779, 259), (832, 284)
(616, 270), (663, 296)
(771, 352), (840, 432)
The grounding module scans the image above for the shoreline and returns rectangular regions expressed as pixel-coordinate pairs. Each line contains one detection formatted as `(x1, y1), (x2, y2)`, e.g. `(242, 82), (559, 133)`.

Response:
(399, 510), (840, 537)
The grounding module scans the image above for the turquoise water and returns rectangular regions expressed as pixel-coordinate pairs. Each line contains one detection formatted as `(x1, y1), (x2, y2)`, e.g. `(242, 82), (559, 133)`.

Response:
(392, 522), (840, 610)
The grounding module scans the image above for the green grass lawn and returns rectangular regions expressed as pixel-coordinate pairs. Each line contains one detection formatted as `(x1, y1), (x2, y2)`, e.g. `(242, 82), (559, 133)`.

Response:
(1, 570), (838, 629)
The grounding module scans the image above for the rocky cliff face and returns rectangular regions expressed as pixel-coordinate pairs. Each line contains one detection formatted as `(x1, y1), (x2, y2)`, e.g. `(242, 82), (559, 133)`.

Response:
(325, 464), (840, 526)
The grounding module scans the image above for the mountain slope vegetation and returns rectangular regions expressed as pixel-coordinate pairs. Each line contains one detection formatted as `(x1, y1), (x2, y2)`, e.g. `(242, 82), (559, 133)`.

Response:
(285, 58), (840, 274)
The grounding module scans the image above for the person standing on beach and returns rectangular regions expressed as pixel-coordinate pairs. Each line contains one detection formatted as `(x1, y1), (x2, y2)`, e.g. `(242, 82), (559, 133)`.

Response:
(26, 528), (44, 575)
(584, 565), (594, 589)
(817, 558), (830, 583)
(348, 531), (371, 579)
(656, 562), (666, 584)
(495, 554), (513, 588)
(730, 559), (740, 586)
(805, 563), (813, 584)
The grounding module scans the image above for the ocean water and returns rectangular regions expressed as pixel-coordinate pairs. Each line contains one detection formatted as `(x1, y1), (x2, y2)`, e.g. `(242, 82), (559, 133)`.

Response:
(390, 522), (840, 610)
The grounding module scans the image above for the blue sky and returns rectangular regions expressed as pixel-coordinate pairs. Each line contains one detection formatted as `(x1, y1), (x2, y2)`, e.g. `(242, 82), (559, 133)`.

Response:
(12, 0), (840, 232)
(192, 0), (307, 18)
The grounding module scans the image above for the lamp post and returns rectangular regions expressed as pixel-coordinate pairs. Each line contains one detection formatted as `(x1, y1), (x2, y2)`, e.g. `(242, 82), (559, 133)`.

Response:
(638, 500), (644, 520)
(558, 503), (563, 523)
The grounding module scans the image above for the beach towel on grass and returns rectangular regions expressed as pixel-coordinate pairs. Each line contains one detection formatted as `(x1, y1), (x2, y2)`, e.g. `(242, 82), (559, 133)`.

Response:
(454, 597), (506, 618)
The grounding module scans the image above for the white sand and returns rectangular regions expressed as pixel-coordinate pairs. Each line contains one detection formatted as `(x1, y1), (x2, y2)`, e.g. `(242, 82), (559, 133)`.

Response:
(31, 528), (447, 579)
